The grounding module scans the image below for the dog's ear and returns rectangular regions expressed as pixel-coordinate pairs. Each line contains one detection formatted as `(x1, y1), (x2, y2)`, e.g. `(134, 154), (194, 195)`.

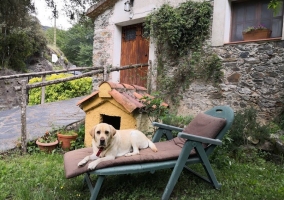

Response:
(109, 124), (117, 136)
(89, 125), (97, 138)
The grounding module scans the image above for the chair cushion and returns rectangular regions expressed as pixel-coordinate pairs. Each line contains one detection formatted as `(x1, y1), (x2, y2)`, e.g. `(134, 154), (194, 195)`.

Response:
(64, 113), (226, 179)
(64, 139), (190, 179)
(174, 113), (227, 147)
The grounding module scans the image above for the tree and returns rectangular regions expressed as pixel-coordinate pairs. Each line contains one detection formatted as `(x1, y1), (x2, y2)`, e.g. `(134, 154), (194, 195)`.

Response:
(44, 0), (99, 23)
(0, 0), (35, 29)
(0, 0), (36, 70)
(45, 28), (67, 48)
(0, 15), (47, 71)
(60, 20), (94, 67)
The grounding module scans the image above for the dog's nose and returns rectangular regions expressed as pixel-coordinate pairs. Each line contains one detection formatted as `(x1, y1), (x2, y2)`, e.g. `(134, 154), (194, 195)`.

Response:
(100, 138), (105, 146)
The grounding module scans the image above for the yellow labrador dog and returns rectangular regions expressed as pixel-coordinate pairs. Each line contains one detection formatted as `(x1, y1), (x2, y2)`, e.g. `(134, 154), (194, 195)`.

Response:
(78, 123), (158, 170)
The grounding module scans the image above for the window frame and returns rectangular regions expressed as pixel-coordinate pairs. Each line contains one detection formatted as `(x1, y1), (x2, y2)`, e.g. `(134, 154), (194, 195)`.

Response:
(230, 0), (283, 42)
(211, 0), (284, 46)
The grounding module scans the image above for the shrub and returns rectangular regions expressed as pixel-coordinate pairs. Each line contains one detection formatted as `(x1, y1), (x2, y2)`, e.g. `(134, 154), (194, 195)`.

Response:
(28, 73), (92, 105)
(226, 107), (271, 149)
(161, 114), (193, 128)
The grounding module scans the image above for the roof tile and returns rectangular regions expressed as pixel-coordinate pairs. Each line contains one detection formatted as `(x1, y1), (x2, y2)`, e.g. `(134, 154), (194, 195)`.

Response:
(77, 81), (168, 112)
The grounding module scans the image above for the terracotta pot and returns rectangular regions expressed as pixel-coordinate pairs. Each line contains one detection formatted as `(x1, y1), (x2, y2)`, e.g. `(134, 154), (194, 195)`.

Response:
(57, 133), (78, 150)
(36, 139), (58, 153)
(242, 29), (272, 41)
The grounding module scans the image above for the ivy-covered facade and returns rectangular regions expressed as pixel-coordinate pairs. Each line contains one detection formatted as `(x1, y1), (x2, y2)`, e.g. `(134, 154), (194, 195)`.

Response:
(86, 0), (284, 122)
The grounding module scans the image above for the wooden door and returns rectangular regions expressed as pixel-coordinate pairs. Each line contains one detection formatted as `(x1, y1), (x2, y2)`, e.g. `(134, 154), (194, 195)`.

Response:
(120, 23), (149, 87)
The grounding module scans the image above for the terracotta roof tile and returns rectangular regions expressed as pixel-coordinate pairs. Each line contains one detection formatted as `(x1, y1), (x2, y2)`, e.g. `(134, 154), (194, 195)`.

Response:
(133, 84), (147, 91)
(100, 81), (125, 89)
(77, 81), (168, 112)
(76, 91), (99, 106)
(109, 89), (137, 113)
(122, 83), (135, 90)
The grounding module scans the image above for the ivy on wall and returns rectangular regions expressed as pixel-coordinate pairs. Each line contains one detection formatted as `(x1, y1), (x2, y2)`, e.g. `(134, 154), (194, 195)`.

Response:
(144, 1), (223, 106)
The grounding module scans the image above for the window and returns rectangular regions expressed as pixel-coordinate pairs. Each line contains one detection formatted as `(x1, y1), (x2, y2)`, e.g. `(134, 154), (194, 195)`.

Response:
(231, 0), (283, 42)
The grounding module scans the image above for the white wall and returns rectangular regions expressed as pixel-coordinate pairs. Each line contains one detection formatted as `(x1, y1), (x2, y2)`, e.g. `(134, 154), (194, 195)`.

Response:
(107, 0), (193, 83)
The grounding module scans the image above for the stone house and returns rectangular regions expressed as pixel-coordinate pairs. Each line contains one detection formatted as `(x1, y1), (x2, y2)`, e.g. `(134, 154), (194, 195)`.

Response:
(86, 0), (284, 122)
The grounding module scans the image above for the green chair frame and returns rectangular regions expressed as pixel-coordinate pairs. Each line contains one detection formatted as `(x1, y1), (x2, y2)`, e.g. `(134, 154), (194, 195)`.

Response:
(80, 106), (234, 200)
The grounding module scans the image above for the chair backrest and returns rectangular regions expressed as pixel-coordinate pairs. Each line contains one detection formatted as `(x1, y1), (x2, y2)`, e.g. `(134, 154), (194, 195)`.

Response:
(203, 105), (234, 155)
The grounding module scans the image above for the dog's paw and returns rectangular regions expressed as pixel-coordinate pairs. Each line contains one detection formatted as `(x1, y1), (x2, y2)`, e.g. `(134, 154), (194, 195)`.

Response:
(78, 159), (87, 167)
(125, 152), (139, 157)
(88, 162), (97, 170)
(124, 153), (132, 157)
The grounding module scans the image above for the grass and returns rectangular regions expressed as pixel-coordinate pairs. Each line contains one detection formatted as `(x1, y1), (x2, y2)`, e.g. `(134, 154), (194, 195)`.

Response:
(1, 150), (284, 200)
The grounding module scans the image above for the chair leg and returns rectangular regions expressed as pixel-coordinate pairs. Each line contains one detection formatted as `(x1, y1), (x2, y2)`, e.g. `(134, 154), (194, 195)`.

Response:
(162, 141), (194, 200)
(195, 145), (221, 189)
(89, 175), (105, 200)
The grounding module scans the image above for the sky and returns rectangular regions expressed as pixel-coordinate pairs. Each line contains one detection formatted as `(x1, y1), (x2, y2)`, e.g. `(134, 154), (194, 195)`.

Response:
(32, 0), (73, 30)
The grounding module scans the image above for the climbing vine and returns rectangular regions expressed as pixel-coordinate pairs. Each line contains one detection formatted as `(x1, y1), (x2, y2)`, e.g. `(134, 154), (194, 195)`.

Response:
(144, 1), (223, 106)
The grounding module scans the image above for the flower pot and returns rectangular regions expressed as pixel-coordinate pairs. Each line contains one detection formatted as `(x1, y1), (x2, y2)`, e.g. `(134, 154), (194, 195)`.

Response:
(36, 139), (58, 153)
(57, 133), (78, 150)
(242, 29), (272, 41)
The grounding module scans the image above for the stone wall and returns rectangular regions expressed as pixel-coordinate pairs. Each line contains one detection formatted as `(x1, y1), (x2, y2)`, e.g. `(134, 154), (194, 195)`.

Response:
(0, 69), (23, 111)
(89, 4), (283, 123)
(91, 8), (114, 90)
(177, 41), (284, 122)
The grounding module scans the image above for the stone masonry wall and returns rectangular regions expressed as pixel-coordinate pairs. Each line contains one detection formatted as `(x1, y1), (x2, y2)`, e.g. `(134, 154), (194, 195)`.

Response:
(177, 41), (284, 122)
(92, 8), (114, 90)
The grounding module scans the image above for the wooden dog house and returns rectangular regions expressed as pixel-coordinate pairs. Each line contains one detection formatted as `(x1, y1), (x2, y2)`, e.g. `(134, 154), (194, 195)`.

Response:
(77, 81), (166, 147)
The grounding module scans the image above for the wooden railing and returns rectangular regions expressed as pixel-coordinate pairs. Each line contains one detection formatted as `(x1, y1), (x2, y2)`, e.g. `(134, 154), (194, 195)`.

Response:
(0, 63), (149, 152)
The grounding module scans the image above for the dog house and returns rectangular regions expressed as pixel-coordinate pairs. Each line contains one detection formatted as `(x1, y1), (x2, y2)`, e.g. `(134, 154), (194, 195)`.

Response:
(77, 81), (166, 147)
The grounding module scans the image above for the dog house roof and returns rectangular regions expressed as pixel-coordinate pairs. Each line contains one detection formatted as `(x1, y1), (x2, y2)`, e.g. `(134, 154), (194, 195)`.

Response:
(77, 81), (168, 113)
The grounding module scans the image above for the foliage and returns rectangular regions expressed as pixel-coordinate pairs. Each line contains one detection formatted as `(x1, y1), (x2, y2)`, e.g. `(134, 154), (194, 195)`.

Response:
(45, 0), (97, 23)
(28, 73), (92, 105)
(161, 114), (193, 128)
(0, 28), (32, 70)
(156, 48), (223, 105)
(0, 0), (35, 29)
(38, 131), (57, 143)
(243, 24), (269, 33)
(45, 28), (67, 48)
(226, 107), (271, 148)
(144, 1), (222, 106)
(274, 95), (284, 129)
(268, 0), (283, 14)
(140, 94), (169, 123)
(59, 20), (94, 67)
(70, 124), (86, 150)
(144, 1), (212, 56)
(210, 133), (234, 169)
(1, 150), (284, 199)
(57, 128), (77, 136)
(0, 15), (47, 71)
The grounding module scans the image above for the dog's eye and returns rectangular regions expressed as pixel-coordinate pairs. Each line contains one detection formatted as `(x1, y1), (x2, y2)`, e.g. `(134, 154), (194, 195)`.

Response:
(105, 131), (109, 134)
(96, 131), (100, 134)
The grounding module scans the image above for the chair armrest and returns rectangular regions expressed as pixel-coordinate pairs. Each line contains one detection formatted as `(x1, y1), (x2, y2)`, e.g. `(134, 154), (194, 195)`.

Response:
(152, 122), (183, 142)
(177, 132), (222, 145)
(152, 122), (184, 132)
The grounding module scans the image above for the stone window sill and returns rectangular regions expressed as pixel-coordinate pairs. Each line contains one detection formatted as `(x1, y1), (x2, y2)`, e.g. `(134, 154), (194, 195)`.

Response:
(225, 37), (282, 45)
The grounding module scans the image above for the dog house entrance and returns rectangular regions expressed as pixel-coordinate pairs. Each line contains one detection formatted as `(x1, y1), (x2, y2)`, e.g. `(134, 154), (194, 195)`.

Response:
(101, 114), (121, 130)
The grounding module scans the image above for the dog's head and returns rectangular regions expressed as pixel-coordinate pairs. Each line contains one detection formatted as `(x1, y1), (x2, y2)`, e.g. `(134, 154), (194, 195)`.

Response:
(90, 123), (116, 148)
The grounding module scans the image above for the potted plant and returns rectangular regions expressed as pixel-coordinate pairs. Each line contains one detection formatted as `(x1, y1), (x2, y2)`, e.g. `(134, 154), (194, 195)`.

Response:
(36, 131), (58, 153)
(242, 24), (272, 41)
(57, 129), (78, 150)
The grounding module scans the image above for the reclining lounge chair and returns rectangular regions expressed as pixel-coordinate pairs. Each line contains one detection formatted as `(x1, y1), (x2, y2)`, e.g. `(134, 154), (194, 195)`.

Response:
(64, 106), (234, 200)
